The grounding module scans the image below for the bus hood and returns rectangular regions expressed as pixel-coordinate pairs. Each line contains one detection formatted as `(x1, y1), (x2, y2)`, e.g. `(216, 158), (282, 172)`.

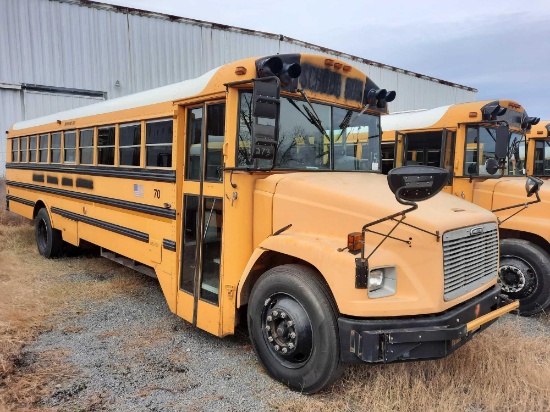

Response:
(259, 172), (498, 239)
(473, 178), (549, 233)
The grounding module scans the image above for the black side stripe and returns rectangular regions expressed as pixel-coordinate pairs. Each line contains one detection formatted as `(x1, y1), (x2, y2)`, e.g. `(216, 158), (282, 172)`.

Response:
(47, 175), (59, 184)
(6, 195), (35, 207)
(5, 181), (176, 220)
(6, 163), (176, 183)
(51, 207), (149, 243)
(162, 239), (176, 252)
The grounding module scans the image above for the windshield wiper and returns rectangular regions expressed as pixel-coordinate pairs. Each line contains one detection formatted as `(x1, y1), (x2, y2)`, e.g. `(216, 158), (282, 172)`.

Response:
(296, 89), (331, 141)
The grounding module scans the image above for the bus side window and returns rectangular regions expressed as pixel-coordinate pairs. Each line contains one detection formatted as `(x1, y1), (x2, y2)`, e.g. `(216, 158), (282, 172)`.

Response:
(205, 104), (225, 182)
(146, 119), (173, 168)
(39, 134), (48, 163)
(97, 126), (115, 165)
(79, 129), (94, 165)
(29, 135), (37, 162)
(11, 137), (19, 162)
(50, 133), (62, 164)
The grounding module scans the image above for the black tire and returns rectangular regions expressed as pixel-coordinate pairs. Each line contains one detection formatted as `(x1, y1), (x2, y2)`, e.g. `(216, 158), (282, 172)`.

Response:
(247, 264), (344, 394)
(35, 208), (63, 258)
(499, 239), (550, 316)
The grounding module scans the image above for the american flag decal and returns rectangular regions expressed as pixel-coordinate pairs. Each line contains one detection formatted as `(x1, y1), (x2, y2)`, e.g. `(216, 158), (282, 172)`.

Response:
(133, 184), (144, 198)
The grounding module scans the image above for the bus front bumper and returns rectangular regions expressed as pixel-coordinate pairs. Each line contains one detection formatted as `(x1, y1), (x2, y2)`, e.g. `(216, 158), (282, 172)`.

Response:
(338, 286), (518, 364)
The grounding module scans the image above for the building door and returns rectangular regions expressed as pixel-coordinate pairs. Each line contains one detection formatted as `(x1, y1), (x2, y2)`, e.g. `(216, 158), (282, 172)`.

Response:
(177, 102), (226, 336)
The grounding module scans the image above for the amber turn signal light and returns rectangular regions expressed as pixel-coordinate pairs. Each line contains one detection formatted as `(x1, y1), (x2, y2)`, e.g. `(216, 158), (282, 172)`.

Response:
(347, 232), (362, 251)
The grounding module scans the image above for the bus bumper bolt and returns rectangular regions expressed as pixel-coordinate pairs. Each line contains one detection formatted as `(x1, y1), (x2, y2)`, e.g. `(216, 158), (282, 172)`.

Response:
(274, 345), (280, 351)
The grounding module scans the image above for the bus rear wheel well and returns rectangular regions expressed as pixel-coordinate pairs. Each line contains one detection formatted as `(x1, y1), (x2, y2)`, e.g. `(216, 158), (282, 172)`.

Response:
(499, 229), (550, 255)
(238, 251), (335, 310)
(33, 201), (47, 219)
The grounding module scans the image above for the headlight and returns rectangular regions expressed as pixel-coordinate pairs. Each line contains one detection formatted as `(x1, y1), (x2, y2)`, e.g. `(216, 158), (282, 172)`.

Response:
(368, 269), (384, 291)
(368, 266), (397, 298)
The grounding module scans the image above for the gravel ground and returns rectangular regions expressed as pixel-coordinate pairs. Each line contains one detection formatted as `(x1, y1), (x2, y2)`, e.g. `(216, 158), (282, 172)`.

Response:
(25, 272), (303, 411)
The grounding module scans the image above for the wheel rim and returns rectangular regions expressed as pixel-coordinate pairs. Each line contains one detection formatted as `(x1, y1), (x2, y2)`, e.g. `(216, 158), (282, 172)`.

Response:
(261, 293), (313, 368)
(37, 218), (48, 252)
(498, 257), (536, 298)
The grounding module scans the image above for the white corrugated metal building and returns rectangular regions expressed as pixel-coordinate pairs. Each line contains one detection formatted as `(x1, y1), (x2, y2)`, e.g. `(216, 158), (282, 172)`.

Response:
(0, 0), (477, 176)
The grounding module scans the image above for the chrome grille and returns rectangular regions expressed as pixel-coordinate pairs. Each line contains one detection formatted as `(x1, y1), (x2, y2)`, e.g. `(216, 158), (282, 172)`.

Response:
(443, 222), (498, 301)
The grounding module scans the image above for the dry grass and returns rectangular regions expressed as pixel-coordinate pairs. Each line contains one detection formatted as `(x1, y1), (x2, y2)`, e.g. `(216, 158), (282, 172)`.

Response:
(0, 178), (149, 411)
(280, 321), (550, 412)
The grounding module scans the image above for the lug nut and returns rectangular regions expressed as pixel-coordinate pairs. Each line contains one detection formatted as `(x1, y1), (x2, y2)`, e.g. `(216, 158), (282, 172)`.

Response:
(288, 343), (294, 349)
(281, 347), (288, 354)
(274, 345), (280, 351)
(265, 325), (270, 331)
(287, 321), (293, 327)
(281, 312), (286, 319)
(266, 316), (272, 322)
(290, 332), (296, 339)
(272, 311), (278, 317)
(268, 336), (273, 342)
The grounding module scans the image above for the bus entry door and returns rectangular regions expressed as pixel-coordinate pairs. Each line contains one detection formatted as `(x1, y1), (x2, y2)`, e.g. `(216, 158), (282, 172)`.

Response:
(177, 103), (226, 336)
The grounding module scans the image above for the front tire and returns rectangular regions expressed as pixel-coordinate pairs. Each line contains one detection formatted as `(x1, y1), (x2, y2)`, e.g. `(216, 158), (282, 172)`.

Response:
(499, 239), (550, 316)
(247, 264), (343, 394)
(35, 208), (63, 258)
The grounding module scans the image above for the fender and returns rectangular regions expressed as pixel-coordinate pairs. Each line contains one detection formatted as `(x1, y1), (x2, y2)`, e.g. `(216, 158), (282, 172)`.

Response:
(236, 232), (351, 309)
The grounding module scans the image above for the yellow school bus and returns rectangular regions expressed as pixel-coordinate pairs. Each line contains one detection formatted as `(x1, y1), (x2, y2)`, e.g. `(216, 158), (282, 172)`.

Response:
(382, 101), (550, 315)
(526, 120), (550, 177)
(5, 55), (517, 393)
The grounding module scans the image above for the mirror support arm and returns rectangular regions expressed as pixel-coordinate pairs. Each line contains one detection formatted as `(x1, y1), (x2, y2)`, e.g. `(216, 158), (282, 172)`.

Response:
(492, 190), (541, 225)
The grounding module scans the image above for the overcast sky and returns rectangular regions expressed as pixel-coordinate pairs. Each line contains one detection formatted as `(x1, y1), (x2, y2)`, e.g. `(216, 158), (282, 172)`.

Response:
(106, 0), (550, 119)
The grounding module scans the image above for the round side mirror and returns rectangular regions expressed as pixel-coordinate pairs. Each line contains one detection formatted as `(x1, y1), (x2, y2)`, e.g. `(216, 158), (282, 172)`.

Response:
(485, 158), (499, 175)
(387, 166), (449, 203)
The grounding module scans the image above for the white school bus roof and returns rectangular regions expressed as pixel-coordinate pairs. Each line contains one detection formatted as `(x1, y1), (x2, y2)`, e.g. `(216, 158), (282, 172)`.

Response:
(381, 100), (526, 133)
(12, 67), (219, 131)
(381, 105), (451, 131)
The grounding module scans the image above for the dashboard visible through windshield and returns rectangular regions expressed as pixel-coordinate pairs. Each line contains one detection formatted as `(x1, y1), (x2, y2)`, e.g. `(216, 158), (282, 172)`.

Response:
(237, 92), (381, 171)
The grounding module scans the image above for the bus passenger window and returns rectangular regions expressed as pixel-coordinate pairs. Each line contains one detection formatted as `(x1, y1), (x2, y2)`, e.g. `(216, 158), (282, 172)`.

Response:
(186, 108), (203, 180)
(11, 138), (19, 162)
(119, 123), (141, 167)
(50, 132), (61, 164)
(79, 129), (94, 165)
(201, 197), (222, 305)
(20, 137), (27, 163)
(39, 134), (48, 163)
(146, 119), (172, 168)
(97, 126), (115, 165)
(206, 104), (225, 181)
(64, 131), (76, 163)
(29, 135), (37, 162)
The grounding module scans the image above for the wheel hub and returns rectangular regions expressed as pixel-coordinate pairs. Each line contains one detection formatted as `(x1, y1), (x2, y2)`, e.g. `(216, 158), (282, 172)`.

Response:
(498, 265), (526, 293)
(262, 295), (313, 365)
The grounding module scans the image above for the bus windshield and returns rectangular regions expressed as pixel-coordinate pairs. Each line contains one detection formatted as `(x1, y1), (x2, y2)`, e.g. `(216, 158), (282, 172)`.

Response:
(237, 91), (381, 171)
(464, 126), (526, 176)
(533, 138), (550, 176)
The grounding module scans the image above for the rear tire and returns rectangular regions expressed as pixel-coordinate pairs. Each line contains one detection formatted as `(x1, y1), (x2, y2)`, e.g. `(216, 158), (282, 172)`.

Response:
(35, 208), (63, 258)
(247, 264), (344, 394)
(499, 239), (550, 316)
